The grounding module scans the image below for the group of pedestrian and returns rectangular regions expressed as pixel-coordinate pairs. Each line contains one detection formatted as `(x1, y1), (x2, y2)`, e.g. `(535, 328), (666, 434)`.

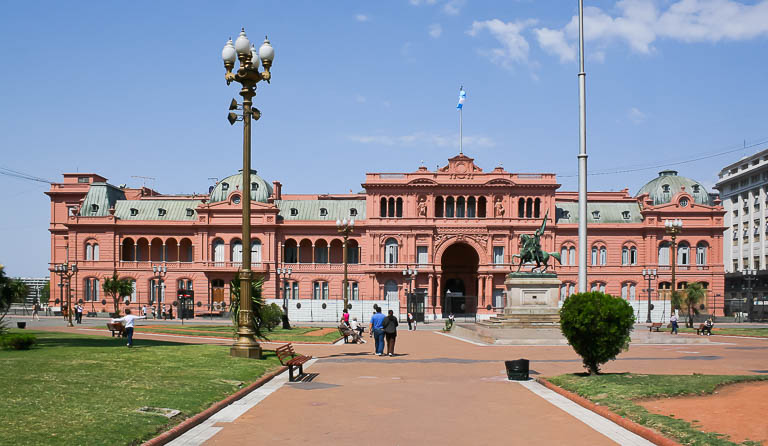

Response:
(369, 305), (398, 356)
(140, 304), (174, 320)
(338, 309), (366, 344)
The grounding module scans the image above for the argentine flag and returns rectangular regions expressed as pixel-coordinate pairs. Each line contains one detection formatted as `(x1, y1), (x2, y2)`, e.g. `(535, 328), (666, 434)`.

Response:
(456, 88), (466, 110)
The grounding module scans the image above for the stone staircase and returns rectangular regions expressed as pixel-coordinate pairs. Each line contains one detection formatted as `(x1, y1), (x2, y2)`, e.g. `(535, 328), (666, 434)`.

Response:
(477, 311), (560, 328)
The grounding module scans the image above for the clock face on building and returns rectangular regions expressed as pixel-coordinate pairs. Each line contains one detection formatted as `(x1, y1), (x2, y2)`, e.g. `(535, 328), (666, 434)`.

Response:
(680, 198), (688, 207)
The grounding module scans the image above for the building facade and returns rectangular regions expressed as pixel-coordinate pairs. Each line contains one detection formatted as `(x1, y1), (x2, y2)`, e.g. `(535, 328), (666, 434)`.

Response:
(47, 154), (726, 320)
(715, 148), (768, 319)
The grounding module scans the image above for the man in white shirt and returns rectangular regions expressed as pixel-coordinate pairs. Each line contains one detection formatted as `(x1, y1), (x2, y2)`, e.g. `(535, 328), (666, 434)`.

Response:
(111, 308), (146, 347)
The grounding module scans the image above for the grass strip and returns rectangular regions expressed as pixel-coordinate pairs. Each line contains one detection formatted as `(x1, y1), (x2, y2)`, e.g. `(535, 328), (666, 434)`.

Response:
(133, 325), (341, 343)
(547, 373), (768, 446)
(0, 330), (281, 446)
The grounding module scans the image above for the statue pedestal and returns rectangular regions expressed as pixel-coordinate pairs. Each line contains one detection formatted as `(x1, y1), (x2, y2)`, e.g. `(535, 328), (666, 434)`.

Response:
(478, 273), (560, 328)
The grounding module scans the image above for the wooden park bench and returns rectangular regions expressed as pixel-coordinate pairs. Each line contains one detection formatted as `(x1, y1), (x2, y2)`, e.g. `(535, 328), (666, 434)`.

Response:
(276, 343), (312, 382)
(696, 323), (713, 336)
(106, 322), (125, 337)
(648, 322), (662, 332)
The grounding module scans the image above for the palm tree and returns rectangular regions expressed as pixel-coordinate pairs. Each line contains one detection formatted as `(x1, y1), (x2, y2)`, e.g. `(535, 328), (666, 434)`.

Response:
(0, 265), (12, 333)
(103, 272), (133, 316)
(229, 273), (266, 339)
(683, 282), (707, 328)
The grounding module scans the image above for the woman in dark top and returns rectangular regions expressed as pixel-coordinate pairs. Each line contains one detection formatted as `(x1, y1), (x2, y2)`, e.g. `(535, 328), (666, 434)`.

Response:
(382, 309), (399, 356)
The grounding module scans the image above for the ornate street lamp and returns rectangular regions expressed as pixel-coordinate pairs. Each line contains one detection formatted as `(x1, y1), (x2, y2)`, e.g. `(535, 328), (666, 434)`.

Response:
(664, 219), (683, 295)
(277, 266), (292, 329)
(53, 263), (77, 327)
(151, 264), (167, 319)
(743, 268), (757, 322)
(222, 28), (274, 359)
(402, 266), (418, 319)
(641, 268), (657, 323)
(336, 218), (355, 312)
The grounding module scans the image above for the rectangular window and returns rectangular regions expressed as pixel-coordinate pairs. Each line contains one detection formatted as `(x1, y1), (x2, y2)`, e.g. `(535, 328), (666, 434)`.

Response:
(621, 284), (628, 299)
(492, 289), (504, 308)
(292, 282), (299, 299)
(284, 280), (291, 299)
(493, 246), (504, 265)
(630, 248), (637, 265)
(347, 282), (359, 300)
(77, 176), (89, 183)
(630, 284), (636, 300)
(621, 248), (629, 265)
(313, 282), (320, 300)
(131, 280), (137, 302)
(323, 282), (329, 300)
(417, 246), (428, 265)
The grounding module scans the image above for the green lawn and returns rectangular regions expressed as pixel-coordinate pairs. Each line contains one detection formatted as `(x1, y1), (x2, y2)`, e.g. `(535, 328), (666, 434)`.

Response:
(547, 373), (768, 446)
(135, 324), (342, 343)
(0, 330), (281, 446)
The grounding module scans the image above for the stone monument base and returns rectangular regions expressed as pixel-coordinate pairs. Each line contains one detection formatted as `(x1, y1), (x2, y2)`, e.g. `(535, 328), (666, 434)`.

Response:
(478, 272), (560, 328)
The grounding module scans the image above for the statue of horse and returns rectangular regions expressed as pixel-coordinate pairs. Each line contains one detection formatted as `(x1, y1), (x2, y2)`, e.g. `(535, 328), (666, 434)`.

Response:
(511, 210), (561, 273)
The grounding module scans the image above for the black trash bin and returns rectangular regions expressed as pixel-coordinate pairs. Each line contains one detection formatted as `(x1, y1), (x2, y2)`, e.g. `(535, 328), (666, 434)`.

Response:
(505, 359), (529, 381)
(17, 322), (26, 329)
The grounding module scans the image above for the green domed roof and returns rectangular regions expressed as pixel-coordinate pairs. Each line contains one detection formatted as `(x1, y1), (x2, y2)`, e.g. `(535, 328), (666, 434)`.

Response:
(209, 170), (273, 203)
(636, 170), (711, 206)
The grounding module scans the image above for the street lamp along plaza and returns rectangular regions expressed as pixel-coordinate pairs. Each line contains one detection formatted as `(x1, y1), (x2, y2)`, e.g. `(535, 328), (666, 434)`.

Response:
(53, 263), (77, 327)
(277, 266), (292, 329)
(222, 28), (275, 359)
(641, 268), (657, 323)
(151, 264), (167, 319)
(336, 218), (355, 314)
(664, 219), (683, 322)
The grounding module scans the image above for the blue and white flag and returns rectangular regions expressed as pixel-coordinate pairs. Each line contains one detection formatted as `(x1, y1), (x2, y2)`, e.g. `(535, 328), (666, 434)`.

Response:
(456, 88), (466, 110)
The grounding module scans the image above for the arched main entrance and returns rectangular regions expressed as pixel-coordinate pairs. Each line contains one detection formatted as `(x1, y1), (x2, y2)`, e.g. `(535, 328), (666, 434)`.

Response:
(440, 242), (479, 317)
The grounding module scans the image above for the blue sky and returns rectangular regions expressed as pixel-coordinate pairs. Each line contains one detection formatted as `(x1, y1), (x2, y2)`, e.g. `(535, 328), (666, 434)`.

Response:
(2, 0), (768, 276)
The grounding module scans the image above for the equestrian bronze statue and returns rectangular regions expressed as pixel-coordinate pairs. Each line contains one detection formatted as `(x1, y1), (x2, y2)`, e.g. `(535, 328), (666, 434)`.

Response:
(512, 210), (561, 273)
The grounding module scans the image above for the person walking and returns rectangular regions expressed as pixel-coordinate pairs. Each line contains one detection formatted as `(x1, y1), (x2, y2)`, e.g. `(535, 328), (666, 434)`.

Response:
(32, 301), (41, 321)
(369, 306), (386, 356)
(110, 308), (146, 347)
(382, 310), (399, 356)
(670, 312), (679, 335)
(167, 305), (174, 320)
(75, 304), (83, 324)
(142, 305), (147, 318)
(341, 308), (350, 327)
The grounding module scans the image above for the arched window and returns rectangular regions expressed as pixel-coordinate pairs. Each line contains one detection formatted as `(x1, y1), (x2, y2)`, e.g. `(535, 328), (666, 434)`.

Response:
(180, 238), (194, 262)
(526, 198), (533, 218)
(435, 196), (444, 218)
(86, 244), (93, 261)
(177, 278), (193, 291)
(677, 242), (690, 265)
(591, 247), (598, 265)
(385, 280), (398, 301)
(347, 239), (360, 264)
(121, 238), (135, 261)
(385, 238), (398, 264)
(314, 240), (329, 264)
(569, 247), (576, 265)
(212, 239), (225, 265)
(84, 278), (99, 302)
(696, 242), (708, 265)
(630, 283), (636, 300)
(456, 197), (465, 218)
(446, 197), (455, 218)
(231, 239), (243, 264)
(388, 197), (395, 217)
(251, 239), (262, 264)
(560, 246), (568, 265)
(467, 197), (476, 217)
(621, 283), (628, 299)
(630, 246), (637, 265)
(396, 198), (403, 218)
(313, 281), (329, 300)
(284, 239), (297, 263)
(478, 196), (487, 218)
(658, 242), (670, 265)
(622, 246), (629, 265)
(534, 198), (541, 218)
(518, 198), (525, 218)
(590, 282), (606, 293)
(600, 247), (607, 265)
(380, 197), (387, 217)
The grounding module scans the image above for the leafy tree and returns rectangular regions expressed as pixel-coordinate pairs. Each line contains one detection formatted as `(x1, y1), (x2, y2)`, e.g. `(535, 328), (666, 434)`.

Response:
(102, 272), (133, 316)
(9, 280), (28, 307)
(0, 265), (12, 334)
(40, 282), (50, 305)
(559, 291), (636, 375)
(229, 273), (267, 339)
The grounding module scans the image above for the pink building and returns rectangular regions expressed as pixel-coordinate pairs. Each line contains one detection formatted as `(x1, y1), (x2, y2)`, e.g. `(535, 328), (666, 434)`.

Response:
(47, 154), (725, 319)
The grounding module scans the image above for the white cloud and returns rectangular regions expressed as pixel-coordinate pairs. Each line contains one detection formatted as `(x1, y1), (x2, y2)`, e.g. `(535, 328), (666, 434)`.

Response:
(355, 95), (367, 103)
(355, 13), (369, 22)
(628, 107), (647, 124)
(443, 0), (465, 15)
(429, 23), (443, 38)
(467, 18), (538, 68)
(533, 0), (768, 63)
(409, 0), (437, 5)
(347, 132), (496, 149)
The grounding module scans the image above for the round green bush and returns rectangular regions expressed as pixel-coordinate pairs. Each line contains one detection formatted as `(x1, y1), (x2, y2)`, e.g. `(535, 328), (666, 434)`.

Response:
(0, 333), (37, 350)
(559, 292), (635, 374)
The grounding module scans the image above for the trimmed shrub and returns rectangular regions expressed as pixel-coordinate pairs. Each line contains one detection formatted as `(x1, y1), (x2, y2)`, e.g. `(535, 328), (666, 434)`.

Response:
(260, 303), (284, 331)
(0, 333), (37, 350)
(559, 292), (635, 374)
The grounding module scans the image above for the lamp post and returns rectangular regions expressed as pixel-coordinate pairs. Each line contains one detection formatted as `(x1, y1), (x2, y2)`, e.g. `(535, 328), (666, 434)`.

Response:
(743, 268), (757, 322)
(53, 263), (77, 327)
(402, 266), (417, 320)
(336, 218), (355, 312)
(277, 267), (292, 329)
(664, 219), (683, 323)
(222, 28), (274, 359)
(151, 264), (167, 319)
(641, 268), (657, 323)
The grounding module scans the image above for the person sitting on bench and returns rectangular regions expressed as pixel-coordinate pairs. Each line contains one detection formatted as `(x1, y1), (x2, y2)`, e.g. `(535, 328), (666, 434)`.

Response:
(338, 322), (365, 344)
(702, 317), (714, 335)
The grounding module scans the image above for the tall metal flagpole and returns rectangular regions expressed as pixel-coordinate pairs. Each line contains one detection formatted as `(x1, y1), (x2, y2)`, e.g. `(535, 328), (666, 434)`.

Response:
(459, 86), (463, 155)
(577, 0), (589, 292)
